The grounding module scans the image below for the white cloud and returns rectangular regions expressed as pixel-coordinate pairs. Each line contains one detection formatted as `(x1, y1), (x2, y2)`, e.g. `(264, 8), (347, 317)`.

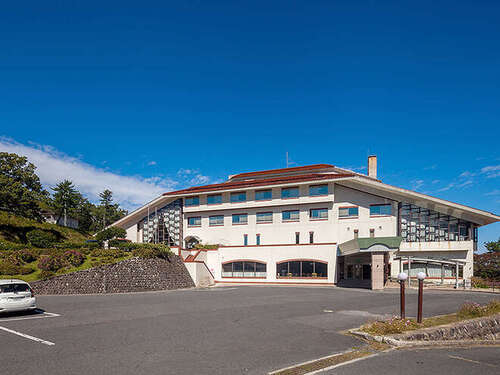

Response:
(481, 165), (500, 178)
(177, 168), (212, 186)
(0, 138), (179, 210)
(147, 161), (157, 166)
(485, 189), (500, 196)
(411, 179), (425, 190)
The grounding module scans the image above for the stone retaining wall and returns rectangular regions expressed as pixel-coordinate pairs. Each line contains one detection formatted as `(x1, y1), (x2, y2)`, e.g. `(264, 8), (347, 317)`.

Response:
(395, 314), (500, 341)
(31, 255), (195, 295)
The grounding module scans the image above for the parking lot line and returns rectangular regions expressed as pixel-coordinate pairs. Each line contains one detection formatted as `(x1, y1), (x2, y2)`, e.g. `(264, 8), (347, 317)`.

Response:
(0, 326), (55, 346)
(0, 312), (60, 322)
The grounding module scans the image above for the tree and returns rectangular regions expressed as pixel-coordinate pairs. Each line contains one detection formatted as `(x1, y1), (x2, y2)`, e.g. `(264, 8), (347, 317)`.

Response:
(0, 152), (48, 220)
(74, 197), (96, 233)
(96, 189), (127, 230)
(51, 180), (81, 226)
(485, 238), (500, 253)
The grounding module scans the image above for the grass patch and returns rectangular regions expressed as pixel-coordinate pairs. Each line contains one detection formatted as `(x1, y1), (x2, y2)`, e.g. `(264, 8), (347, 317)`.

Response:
(1, 254), (133, 282)
(0, 210), (89, 244)
(360, 300), (500, 336)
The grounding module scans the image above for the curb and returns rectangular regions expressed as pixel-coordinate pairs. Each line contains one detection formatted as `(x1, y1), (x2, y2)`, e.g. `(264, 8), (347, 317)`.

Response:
(349, 329), (499, 348)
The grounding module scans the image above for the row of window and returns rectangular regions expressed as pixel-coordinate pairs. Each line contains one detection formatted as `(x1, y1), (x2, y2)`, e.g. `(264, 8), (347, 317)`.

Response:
(188, 209), (328, 227)
(187, 204), (392, 227)
(221, 260), (328, 278)
(184, 184), (329, 206)
(339, 204), (392, 218)
(240, 232), (315, 246)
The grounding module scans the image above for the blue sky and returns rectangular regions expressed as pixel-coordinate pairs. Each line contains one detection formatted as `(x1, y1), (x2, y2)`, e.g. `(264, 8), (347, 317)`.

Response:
(0, 1), (499, 249)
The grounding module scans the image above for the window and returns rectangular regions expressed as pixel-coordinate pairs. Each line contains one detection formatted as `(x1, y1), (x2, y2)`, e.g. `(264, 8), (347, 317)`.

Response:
(244, 234), (248, 246)
(185, 196), (199, 207)
(309, 231), (314, 244)
(256, 212), (273, 223)
(310, 208), (328, 220)
(230, 191), (246, 203)
(277, 260), (327, 278)
(209, 215), (224, 226)
(222, 261), (267, 278)
(399, 203), (473, 243)
(232, 213), (248, 225)
(295, 232), (300, 244)
(339, 206), (359, 218)
(255, 189), (272, 201)
(281, 187), (299, 199)
(256, 234), (261, 245)
(188, 216), (201, 227)
(309, 184), (328, 196)
(370, 204), (392, 216)
(282, 210), (300, 222)
(207, 194), (222, 205)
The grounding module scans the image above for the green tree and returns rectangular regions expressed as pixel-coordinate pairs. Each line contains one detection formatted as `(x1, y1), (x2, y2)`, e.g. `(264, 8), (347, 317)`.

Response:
(0, 152), (48, 220)
(51, 180), (81, 226)
(485, 238), (500, 253)
(74, 197), (96, 233)
(96, 189), (127, 230)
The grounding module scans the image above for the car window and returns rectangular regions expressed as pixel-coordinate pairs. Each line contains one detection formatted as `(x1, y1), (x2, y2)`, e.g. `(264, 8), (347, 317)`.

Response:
(0, 284), (30, 293)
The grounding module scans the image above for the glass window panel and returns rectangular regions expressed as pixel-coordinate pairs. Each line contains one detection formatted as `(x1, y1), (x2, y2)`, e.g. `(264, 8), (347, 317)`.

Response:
(289, 261), (301, 276)
(302, 261), (314, 277)
(255, 189), (272, 200)
(281, 187), (299, 198)
(243, 262), (255, 277)
(370, 204), (391, 216)
(427, 264), (442, 277)
(311, 208), (328, 219)
(277, 262), (289, 277)
(185, 196), (199, 206)
(232, 214), (248, 224)
(188, 217), (201, 226)
(209, 215), (224, 226)
(207, 194), (222, 205)
(230, 192), (247, 203)
(222, 263), (233, 277)
(255, 262), (266, 277)
(232, 261), (243, 277)
(283, 210), (299, 221)
(315, 262), (327, 277)
(309, 184), (328, 196)
(256, 212), (273, 223)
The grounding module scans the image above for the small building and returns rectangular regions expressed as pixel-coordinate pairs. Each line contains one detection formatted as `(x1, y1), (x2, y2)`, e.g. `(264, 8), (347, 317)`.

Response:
(41, 210), (79, 229)
(111, 157), (499, 289)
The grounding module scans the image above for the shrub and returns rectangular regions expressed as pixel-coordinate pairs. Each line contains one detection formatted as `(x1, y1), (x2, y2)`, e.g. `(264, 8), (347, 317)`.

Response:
(17, 249), (38, 263)
(63, 250), (85, 267)
(26, 229), (57, 248)
(456, 300), (500, 319)
(0, 260), (34, 275)
(471, 277), (489, 289)
(0, 240), (27, 251)
(193, 243), (219, 250)
(40, 270), (55, 280)
(108, 238), (131, 248)
(131, 244), (171, 259)
(38, 255), (65, 272)
(361, 316), (419, 335)
(90, 248), (126, 259)
(95, 227), (127, 244)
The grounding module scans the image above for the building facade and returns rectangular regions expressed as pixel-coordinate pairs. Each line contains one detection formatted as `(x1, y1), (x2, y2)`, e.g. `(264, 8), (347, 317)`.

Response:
(112, 158), (499, 289)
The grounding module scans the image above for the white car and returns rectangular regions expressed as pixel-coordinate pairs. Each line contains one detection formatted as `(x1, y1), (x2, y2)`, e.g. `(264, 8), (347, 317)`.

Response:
(0, 279), (37, 314)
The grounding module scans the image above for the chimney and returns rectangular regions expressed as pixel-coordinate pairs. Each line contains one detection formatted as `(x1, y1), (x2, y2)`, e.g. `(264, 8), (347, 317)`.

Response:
(368, 155), (377, 179)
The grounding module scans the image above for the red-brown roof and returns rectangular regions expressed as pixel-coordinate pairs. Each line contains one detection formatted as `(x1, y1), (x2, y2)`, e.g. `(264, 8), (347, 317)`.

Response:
(229, 164), (334, 180)
(163, 172), (354, 196)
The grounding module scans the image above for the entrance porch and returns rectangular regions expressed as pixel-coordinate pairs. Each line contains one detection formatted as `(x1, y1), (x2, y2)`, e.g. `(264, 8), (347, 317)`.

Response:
(337, 237), (402, 290)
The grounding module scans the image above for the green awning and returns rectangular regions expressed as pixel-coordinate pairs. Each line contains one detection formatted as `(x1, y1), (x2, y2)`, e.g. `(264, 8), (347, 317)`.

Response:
(338, 236), (402, 256)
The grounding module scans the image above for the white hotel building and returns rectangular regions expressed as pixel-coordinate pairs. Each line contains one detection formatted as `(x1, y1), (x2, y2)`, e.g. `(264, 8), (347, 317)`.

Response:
(112, 157), (499, 289)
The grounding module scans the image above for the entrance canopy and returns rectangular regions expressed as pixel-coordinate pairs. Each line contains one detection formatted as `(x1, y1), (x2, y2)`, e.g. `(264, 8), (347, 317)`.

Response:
(338, 236), (402, 256)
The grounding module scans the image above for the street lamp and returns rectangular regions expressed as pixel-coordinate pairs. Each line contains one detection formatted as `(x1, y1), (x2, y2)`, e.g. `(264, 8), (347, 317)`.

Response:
(397, 272), (408, 319)
(417, 272), (426, 323)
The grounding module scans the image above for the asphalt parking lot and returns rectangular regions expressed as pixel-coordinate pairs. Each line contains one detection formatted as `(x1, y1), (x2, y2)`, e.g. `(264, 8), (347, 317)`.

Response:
(0, 286), (498, 375)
